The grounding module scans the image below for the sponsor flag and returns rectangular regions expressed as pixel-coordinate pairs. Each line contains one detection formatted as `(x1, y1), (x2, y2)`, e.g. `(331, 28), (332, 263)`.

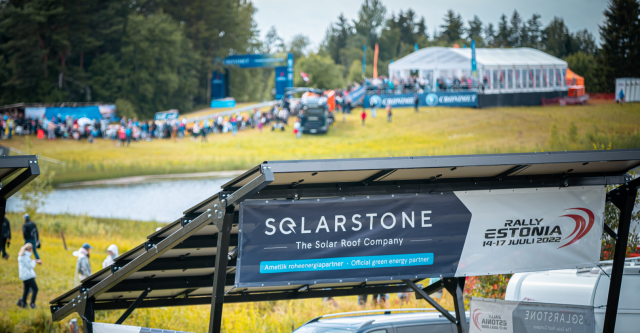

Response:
(373, 43), (379, 79)
(471, 40), (477, 79)
(299, 71), (309, 83)
(362, 45), (367, 78)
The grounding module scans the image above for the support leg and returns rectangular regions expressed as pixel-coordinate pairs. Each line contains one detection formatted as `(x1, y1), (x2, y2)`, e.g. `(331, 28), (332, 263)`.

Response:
(444, 277), (468, 333)
(208, 209), (234, 333)
(115, 288), (151, 324)
(403, 279), (457, 324)
(82, 300), (94, 333)
(603, 184), (637, 333)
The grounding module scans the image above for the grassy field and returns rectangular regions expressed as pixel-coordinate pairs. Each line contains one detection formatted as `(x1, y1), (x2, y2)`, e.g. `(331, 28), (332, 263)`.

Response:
(0, 213), (453, 332)
(3, 103), (640, 185)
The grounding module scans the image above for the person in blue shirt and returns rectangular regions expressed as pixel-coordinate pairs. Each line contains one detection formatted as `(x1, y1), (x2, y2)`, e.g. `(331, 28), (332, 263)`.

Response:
(618, 89), (625, 105)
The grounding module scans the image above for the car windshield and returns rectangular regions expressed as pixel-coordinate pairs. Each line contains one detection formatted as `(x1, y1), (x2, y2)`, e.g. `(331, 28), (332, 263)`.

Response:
(293, 325), (354, 333)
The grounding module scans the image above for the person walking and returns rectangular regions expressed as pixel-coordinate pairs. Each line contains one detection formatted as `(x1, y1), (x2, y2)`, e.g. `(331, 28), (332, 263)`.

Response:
(1, 216), (10, 259)
(414, 93), (420, 112)
(73, 243), (93, 286)
(17, 242), (38, 308)
(22, 214), (41, 263)
(386, 105), (392, 123)
(102, 244), (119, 269)
(618, 89), (625, 105)
(361, 109), (367, 126)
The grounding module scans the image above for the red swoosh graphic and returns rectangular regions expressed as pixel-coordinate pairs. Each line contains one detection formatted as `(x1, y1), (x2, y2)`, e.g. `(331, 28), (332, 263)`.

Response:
(558, 208), (594, 249)
(473, 309), (483, 331)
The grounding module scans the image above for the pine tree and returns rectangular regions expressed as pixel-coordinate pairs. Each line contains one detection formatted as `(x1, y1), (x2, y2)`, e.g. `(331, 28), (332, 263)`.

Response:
(524, 14), (542, 48)
(509, 10), (522, 47)
(496, 14), (510, 47)
(598, 0), (640, 91)
(439, 10), (464, 43)
(467, 15), (483, 41)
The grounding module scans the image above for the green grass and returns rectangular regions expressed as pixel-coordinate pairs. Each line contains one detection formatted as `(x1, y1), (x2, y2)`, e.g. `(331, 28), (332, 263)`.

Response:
(0, 213), (452, 332)
(4, 103), (640, 185)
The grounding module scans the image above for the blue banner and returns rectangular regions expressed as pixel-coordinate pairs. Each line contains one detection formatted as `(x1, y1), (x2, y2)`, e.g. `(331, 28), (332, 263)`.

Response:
(211, 71), (226, 100)
(471, 40), (477, 79)
(236, 193), (472, 287)
(44, 106), (103, 120)
(364, 92), (478, 108)
(223, 53), (288, 68)
(274, 67), (288, 99)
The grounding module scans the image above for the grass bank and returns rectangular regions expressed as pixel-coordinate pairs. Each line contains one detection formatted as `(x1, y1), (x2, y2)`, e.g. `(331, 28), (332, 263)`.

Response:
(0, 213), (452, 332)
(3, 103), (640, 185)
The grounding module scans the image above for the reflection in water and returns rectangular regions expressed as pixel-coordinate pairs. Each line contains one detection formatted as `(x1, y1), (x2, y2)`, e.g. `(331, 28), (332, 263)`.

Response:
(7, 177), (232, 222)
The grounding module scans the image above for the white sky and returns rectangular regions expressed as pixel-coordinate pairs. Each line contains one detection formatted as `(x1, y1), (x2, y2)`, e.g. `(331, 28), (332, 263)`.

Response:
(252, 0), (608, 50)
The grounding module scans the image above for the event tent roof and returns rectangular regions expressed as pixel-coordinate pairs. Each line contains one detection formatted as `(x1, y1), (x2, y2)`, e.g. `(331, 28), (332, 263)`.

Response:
(49, 149), (640, 327)
(389, 47), (567, 71)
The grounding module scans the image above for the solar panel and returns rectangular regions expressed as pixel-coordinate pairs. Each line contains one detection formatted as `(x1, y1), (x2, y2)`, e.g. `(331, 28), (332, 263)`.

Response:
(49, 150), (640, 332)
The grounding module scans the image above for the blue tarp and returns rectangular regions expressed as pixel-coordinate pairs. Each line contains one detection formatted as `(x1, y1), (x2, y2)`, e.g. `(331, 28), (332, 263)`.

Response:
(44, 106), (103, 120)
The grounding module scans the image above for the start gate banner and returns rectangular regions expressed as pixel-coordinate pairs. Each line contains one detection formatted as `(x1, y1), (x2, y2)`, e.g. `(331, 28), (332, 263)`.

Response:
(469, 298), (595, 333)
(235, 186), (605, 287)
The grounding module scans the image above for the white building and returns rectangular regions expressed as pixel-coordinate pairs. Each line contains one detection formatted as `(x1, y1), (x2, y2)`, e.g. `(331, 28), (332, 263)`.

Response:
(389, 47), (569, 95)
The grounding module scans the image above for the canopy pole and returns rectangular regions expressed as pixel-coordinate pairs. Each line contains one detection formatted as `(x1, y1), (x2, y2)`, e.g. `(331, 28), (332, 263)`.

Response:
(208, 209), (234, 333)
(444, 277), (468, 333)
(603, 179), (639, 332)
(403, 279), (457, 324)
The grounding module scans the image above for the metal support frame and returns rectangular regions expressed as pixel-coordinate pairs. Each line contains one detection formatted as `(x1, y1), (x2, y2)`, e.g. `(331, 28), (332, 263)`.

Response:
(443, 278), (468, 333)
(403, 279), (457, 324)
(603, 178), (639, 333)
(115, 288), (151, 325)
(80, 299), (95, 333)
(0, 162), (39, 200)
(208, 209), (234, 333)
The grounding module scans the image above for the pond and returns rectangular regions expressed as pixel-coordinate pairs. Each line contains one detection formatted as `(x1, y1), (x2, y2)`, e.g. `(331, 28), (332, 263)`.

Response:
(7, 177), (233, 222)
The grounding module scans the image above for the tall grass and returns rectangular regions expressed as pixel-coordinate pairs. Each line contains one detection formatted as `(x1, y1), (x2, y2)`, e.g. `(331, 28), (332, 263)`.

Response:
(3, 103), (639, 185)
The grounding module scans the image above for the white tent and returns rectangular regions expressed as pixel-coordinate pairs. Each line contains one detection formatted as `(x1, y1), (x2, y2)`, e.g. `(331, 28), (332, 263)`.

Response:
(389, 47), (568, 94)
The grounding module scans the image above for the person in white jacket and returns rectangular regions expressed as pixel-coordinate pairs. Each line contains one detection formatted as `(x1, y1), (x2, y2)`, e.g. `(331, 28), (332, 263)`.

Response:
(17, 242), (38, 308)
(102, 244), (119, 268)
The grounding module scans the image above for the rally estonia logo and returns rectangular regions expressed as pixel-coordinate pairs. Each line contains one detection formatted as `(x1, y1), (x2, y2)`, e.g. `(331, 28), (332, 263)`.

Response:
(558, 208), (595, 249)
(472, 309), (484, 331)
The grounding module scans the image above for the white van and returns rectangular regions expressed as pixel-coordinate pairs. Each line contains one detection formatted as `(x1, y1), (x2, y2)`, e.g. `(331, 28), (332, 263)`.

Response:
(505, 257), (640, 333)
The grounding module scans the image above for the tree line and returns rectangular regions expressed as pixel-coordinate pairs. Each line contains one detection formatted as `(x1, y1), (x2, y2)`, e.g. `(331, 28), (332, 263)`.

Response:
(309, 0), (639, 93)
(1, 0), (638, 118)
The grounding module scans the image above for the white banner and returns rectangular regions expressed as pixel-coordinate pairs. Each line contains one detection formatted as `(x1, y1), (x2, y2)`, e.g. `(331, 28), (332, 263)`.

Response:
(455, 186), (605, 277)
(470, 298), (595, 333)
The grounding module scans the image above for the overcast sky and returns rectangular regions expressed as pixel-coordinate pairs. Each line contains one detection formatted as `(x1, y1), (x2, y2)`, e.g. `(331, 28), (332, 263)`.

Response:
(252, 0), (609, 50)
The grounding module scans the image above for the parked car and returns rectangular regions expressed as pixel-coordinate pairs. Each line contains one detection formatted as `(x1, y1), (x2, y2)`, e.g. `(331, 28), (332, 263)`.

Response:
(293, 309), (469, 333)
(505, 257), (640, 333)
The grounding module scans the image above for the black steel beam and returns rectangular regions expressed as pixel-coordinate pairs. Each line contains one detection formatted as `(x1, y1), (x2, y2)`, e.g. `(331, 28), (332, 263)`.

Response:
(603, 183), (637, 333)
(116, 256), (236, 273)
(260, 150), (640, 174)
(247, 174), (628, 200)
(145, 234), (239, 251)
(415, 279), (444, 299)
(92, 285), (416, 311)
(0, 163), (39, 200)
(107, 274), (237, 293)
(403, 279), (457, 324)
(603, 223), (617, 240)
(209, 210), (234, 333)
(115, 288), (151, 325)
(444, 278), (469, 333)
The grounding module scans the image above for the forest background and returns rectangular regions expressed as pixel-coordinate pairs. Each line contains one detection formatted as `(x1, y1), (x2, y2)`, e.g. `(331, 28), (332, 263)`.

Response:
(1, 0), (639, 119)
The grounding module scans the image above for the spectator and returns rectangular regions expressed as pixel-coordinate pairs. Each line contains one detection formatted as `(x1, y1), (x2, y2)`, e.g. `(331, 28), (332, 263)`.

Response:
(102, 244), (119, 269)
(386, 105), (392, 123)
(22, 214), (41, 263)
(361, 109), (367, 126)
(414, 93), (420, 113)
(47, 118), (56, 140)
(17, 242), (38, 309)
(618, 89), (625, 105)
(1, 216), (10, 260)
(74, 243), (93, 286)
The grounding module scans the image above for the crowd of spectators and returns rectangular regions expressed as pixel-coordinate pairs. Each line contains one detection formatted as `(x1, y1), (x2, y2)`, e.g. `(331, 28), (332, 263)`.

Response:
(360, 75), (480, 95)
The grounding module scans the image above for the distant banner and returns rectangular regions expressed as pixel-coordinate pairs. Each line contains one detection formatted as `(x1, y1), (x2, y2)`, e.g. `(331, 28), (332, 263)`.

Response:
(274, 67), (288, 100)
(364, 91), (478, 108)
(223, 53), (289, 68)
(235, 187), (605, 287)
(470, 298), (595, 333)
(154, 110), (179, 121)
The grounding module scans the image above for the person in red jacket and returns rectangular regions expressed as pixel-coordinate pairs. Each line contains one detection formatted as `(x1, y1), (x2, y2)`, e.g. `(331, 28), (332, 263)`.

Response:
(361, 109), (367, 126)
